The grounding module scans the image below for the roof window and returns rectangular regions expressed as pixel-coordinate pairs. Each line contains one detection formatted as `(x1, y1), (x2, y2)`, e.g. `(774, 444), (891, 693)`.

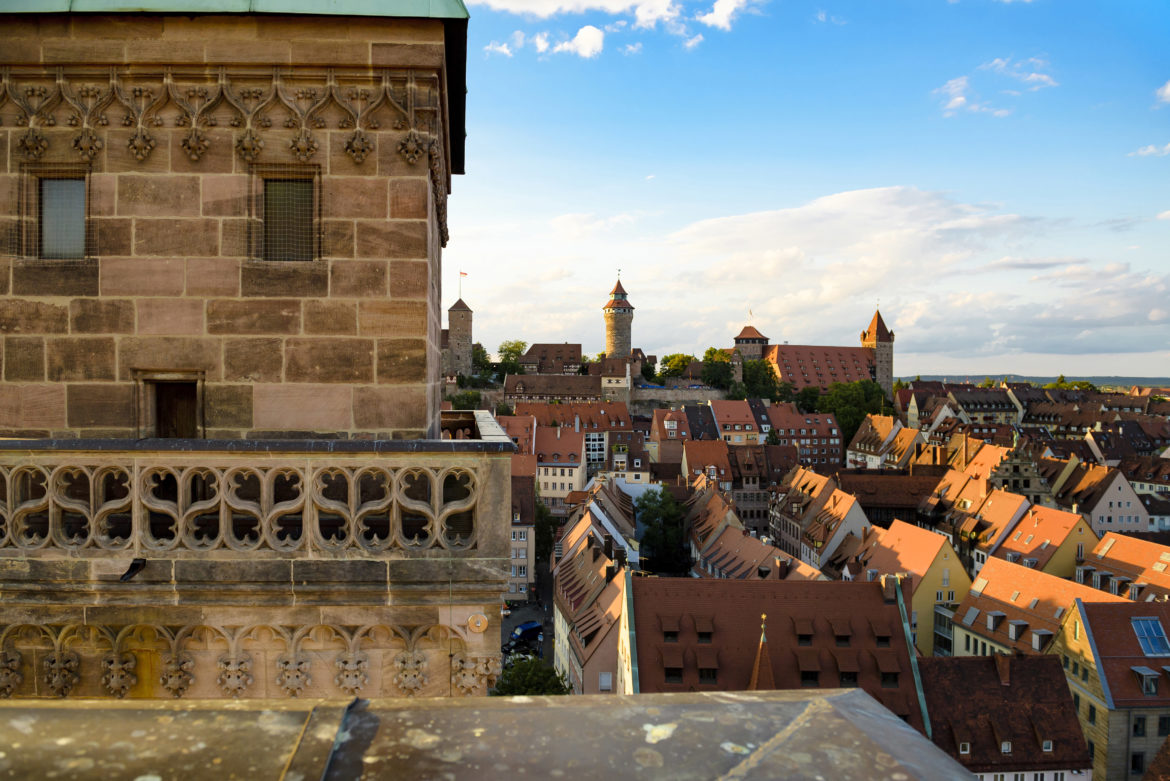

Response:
(1133, 618), (1170, 656)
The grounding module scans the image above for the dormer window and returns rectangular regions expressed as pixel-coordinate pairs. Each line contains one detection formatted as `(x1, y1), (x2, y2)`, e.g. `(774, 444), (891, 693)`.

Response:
(1001, 741), (1011, 754)
(1042, 740), (1053, 752)
(958, 742), (971, 755)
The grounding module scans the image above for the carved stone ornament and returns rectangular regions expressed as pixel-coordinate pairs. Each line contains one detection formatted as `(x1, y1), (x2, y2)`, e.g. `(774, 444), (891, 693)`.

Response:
(276, 653), (311, 697)
(101, 652), (138, 698)
(43, 650), (80, 697)
(450, 652), (501, 696)
(72, 127), (104, 161)
(0, 651), (23, 698)
(236, 128), (264, 163)
(160, 652), (194, 698)
(216, 653), (253, 698)
(17, 128), (48, 160)
(397, 128), (425, 165)
(181, 127), (210, 162)
(345, 128), (373, 164)
(126, 128), (156, 162)
(334, 651), (369, 695)
(289, 128), (318, 162)
(393, 650), (427, 695)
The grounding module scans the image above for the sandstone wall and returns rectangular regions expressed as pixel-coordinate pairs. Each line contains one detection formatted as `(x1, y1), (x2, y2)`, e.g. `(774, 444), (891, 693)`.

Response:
(0, 15), (455, 439)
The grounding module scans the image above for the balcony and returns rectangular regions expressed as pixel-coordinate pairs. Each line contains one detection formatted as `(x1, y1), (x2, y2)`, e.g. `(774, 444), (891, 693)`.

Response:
(0, 411), (515, 700)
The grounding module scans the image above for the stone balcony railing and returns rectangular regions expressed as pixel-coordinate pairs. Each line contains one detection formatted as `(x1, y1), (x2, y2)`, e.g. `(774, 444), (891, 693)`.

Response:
(0, 412), (516, 700)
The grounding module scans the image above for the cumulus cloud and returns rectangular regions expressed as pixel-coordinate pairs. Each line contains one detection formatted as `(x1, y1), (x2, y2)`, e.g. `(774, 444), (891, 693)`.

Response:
(695, 0), (748, 30)
(484, 41), (513, 57)
(554, 25), (605, 57)
(979, 56), (1058, 90)
(1158, 210), (1170, 221)
(467, 0), (679, 27)
(532, 32), (550, 52)
(1131, 142), (1170, 157)
(622, 42), (643, 54)
(813, 9), (846, 24)
(1158, 79), (1170, 104)
(683, 34), (704, 49)
(934, 76), (1010, 117)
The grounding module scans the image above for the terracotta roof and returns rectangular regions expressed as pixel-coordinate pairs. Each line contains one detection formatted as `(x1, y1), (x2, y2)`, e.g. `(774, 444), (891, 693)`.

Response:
(857, 520), (947, 587)
(847, 414), (900, 455)
(734, 325), (768, 341)
(1117, 456), (1170, 488)
(1078, 600), (1170, 709)
(862, 310), (893, 343)
(962, 443), (1010, 481)
(511, 475), (536, 525)
(697, 525), (824, 581)
(955, 557), (1124, 653)
(533, 426), (585, 465)
(835, 471), (942, 510)
(514, 402), (631, 431)
(610, 279), (628, 297)
(683, 439), (733, 480)
(448, 298), (471, 312)
(918, 655), (1091, 774)
(763, 344), (876, 391)
(496, 414), (536, 453)
(993, 505), (1090, 571)
(630, 577), (925, 730)
(504, 374), (601, 400)
(1083, 532), (1170, 601)
(709, 399), (756, 430)
(510, 453), (537, 478)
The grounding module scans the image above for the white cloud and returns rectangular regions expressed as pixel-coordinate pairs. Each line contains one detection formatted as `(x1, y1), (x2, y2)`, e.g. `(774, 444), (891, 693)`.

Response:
(554, 25), (605, 57)
(467, 0), (680, 28)
(484, 41), (513, 57)
(813, 9), (846, 24)
(695, 0), (747, 30)
(1158, 210), (1170, 220)
(632, 0), (681, 29)
(1158, 79), (1170, 104)
(622, 42), (643, 54)
(979, 56), (1058, 91)
(683, 33), (704, 49)
(533, 32), (550, 52)
(1130, 143), (1170, 157)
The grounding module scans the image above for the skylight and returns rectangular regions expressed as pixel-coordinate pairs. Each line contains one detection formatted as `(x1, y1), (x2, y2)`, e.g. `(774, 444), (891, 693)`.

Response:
(1134, 618), (1170, 656)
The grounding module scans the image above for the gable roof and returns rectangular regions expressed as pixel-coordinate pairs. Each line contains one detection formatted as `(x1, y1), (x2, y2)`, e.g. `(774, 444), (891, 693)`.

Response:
(1083, 532), (1170, 601)
(862, 310), (893, 343)
(993, 505), (1092, 571)
(734, 325), (768, 341)
(1078, 599), (1170, 709)
(918, 655), (1090, 774)
(857, 520), (948, 586)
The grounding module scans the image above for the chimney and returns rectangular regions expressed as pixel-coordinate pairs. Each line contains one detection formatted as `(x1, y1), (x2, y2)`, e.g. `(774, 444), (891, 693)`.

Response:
(605, 564), (617, 583)
(575, 414), (581, 433)
(775, 558), (790, 580)
(880, 574), (898, 603)
(757, 565), (772, 579)
(993, 652), (1012, 686)
(615, 547), (627, 568)
(604, 534), (614, 561)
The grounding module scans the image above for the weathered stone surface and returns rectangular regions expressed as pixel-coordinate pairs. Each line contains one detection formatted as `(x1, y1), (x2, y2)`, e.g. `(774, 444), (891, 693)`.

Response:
(201, 174), (249, 217)
(0, 383), (66, 428)
(353, 386), (427, 429)
(135, 219), (220, 257)
(322, 220), (355, 258)
(220, 218), (250, 258)
(12, 259), (99, 297)
(390, 178), (429, 220)
(100, 258), (185, 297)
(331, 260), (387, 298)
(4, 336), (45, 381)
(324, 177), (387, 219)
(170, 128), (234, 174)
(303, 301), (357, 335)
(370, 42), (444, 68)
(66, 383), (134, 428)
(377, 338), (426, 384)
(70, 298), (134, 334)
(223, 337), (284, 382)
(389, 260), (428, 299)
(118, 337), (221, 380)
(252, 384), (351, 430)
(93, 218), (134, 256)
(358, 300), (426, 336)
(0, 300), (68, 334)
(186, 258), (240, 297)
(104, 128), (172, 173)
(355, 221), (427, 259)
(284, 338), (373, 383)
(136, 298), (204, 335)
(207, 299), (300, 335)
(116, 174), (201, 217)
(205, 384), (253, 429)
(89, 173), (117, 216)
(42, 40), (126, 64)
(241, 261), (328, 298)
(46, 337), (116, 382)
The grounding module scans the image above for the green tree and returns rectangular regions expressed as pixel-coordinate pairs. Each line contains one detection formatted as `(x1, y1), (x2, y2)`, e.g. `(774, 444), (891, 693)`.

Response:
(659, 353), (696, 378)
(1043, 374), (1099, 393)
(446, 390), (481, 410)
(636, 487), (690, 576)
(978, 377), (996, 388)
(701, 361), (733, 390)
(495, 401), (514, 416)
(766, 428), (782, 446)
(497, 339), (528, 378)
(816, 380), (889, 444)
(533, 500), (559, 566)
(641, 361), (656, 383)
(741, 359), (782, 400)
(703, 347), (729, 364)
(491, 657), (571, 696)
(472, 343), (493, 376)
(795, 386), (821, 413)
(893, 378), (908, 394)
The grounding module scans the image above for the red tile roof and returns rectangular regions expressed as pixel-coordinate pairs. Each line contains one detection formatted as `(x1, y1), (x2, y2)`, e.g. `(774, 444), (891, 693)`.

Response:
(734, 325), (767, 341)
(857, 520), (948, 587)
(918, 655), (1091, 774)
(862, 310), (893, 343)
(993, 505), (1090, 571)
(1078, 599), (1170, 709)
(630, 577), (925, 730)
(763, 345), (876, 391)
(1083, 532), (1170, 601)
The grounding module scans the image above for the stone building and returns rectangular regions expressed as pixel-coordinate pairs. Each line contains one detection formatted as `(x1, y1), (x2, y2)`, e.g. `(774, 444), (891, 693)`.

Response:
(441, 297), (472, 379)
(602, 278), (632, 359)
(0, 3), (513, 700)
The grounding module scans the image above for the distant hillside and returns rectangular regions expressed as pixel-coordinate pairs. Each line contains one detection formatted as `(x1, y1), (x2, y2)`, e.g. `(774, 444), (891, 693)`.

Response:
(903, 375), (1170, 390)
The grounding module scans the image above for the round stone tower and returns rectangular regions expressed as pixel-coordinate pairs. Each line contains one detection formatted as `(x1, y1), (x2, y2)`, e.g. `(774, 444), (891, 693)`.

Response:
(603, 279), (634, 358)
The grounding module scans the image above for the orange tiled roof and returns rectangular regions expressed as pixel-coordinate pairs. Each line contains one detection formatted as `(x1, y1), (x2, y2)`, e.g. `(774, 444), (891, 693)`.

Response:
(993, 505), (1090, 570)
(862, 310), (893, 343)
(1078, 600), (1170, 709)
(763, 344), (876, 391)
(857, 520), (947, 586)
(1083, 532), (1170, 600)
(734, 325), (768, 341)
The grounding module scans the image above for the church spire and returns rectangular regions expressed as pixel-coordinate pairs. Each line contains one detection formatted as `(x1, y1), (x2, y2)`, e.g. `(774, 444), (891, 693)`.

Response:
(748, 613), (774, 691)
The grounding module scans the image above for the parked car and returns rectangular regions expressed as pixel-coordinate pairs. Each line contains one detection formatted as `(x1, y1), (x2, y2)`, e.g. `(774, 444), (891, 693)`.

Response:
(510, 620), (542, 643)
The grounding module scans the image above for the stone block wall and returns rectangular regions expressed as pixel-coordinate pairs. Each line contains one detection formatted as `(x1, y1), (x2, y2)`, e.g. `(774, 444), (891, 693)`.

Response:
(0, 14), (457, 439)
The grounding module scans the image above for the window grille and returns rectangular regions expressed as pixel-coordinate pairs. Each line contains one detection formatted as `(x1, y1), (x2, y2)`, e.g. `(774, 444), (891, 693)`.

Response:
(13, 163), (94, 259)
(249, 164), (321, 261)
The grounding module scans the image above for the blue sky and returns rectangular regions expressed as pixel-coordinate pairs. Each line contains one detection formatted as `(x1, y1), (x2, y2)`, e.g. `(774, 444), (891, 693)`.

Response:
(442, 0), (1170, 378)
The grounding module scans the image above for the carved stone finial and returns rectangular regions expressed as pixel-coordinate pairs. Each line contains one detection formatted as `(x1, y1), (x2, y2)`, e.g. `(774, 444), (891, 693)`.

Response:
(345, 128), (372, 164)
(236, 128), (264, 163)
(101, 652), (137, 698)
(0, 651), (23, 698)
(450, 652), (501, 696)
(393, 650), (427, 695)
(43, 650), (80, 697)
(397, 128), (425, 165)
(181, 127), (209, 162)
(160, 652), (194, 698)
(127, 128), (155, 162)
(17, 128), (48, 160)
(289, 128), (318, 162)
(216, 653), (253, 698)
(276, 653), (311, 697)
(72, 127), (104, 161)
(334, 651), (369, 695)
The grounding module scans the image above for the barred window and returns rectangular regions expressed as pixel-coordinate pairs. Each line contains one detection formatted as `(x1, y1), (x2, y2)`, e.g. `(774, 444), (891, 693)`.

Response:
(14, 164), (93, 259)
(250, 165), (320, 261)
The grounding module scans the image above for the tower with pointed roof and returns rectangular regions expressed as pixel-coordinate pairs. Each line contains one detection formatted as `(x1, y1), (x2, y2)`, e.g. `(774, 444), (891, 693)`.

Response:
(861, 310), (895, 399)
(733, 325), (770, 361)
(603, 279), (634, 359)
(446, 298), (473, 377)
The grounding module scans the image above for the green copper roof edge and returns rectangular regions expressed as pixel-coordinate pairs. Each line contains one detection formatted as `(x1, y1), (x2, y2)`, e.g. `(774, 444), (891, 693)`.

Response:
(0, 0), (469, 20)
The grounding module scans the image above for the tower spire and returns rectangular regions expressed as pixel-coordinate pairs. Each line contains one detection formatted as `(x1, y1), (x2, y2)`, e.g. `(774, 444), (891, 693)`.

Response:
(748, 613), (774, 691)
